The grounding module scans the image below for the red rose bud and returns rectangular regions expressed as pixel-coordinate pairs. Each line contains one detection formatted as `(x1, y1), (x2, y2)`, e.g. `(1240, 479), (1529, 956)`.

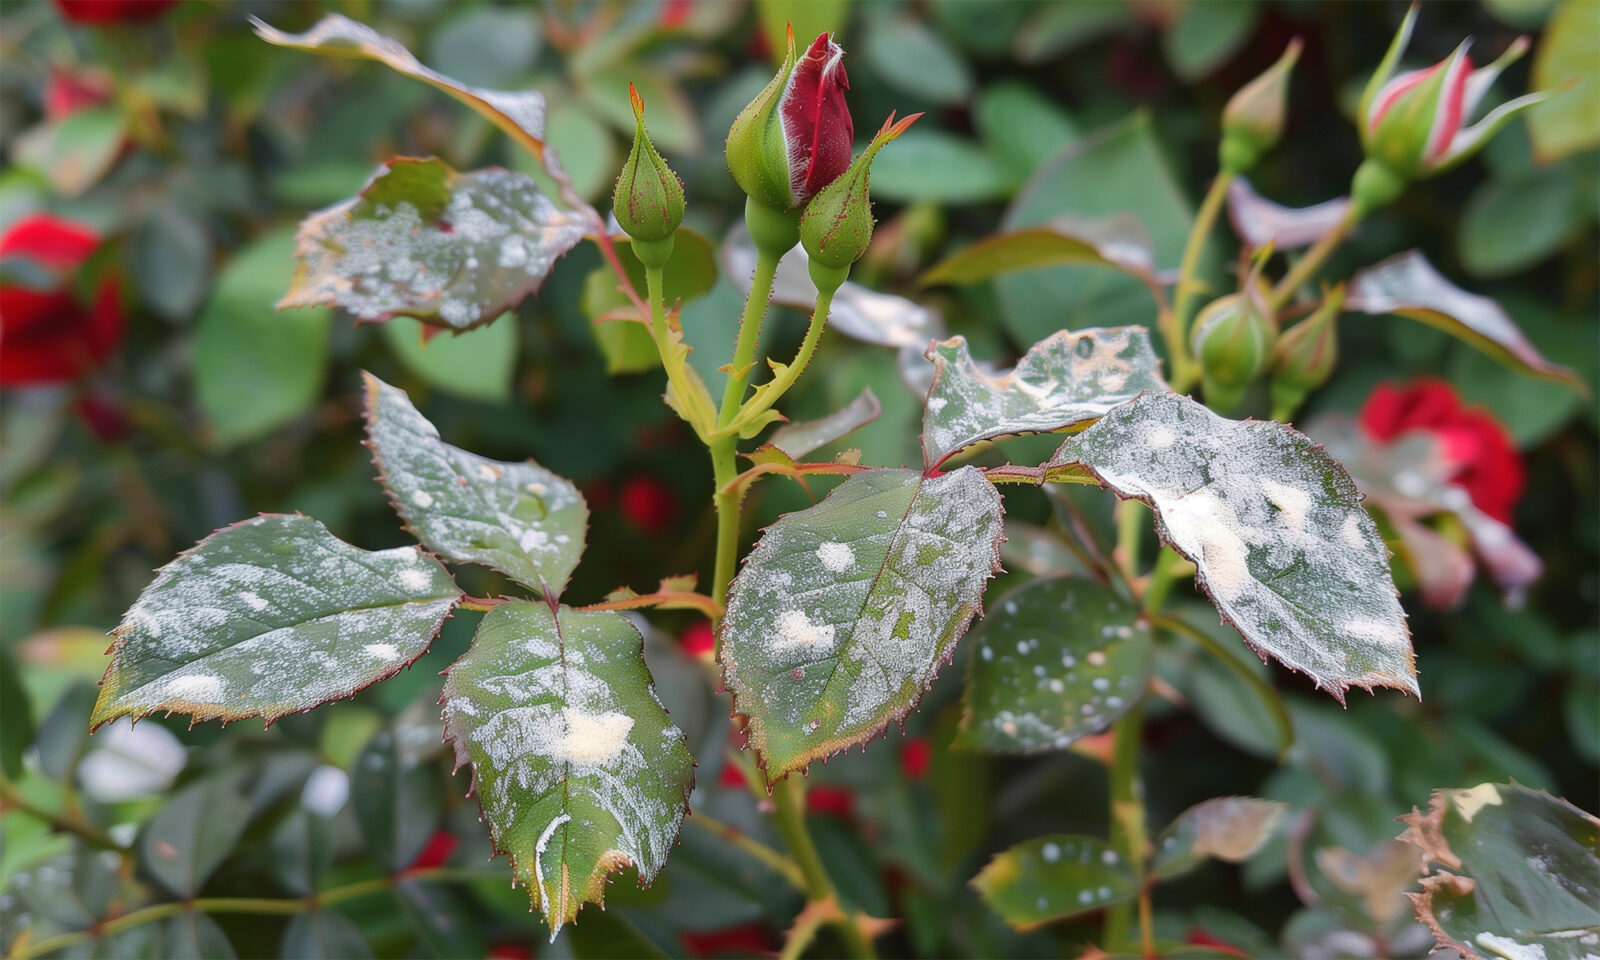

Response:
(0, 214), (123, 387)
(613, 83), (685, 259)
(1269, 282), (1344, 421)
(1219, 38), (1302, 174)
(726, 27), (853, 214)
(799, 111), (921, 291)
(680, 619), (715, 658)
(1190, 290), (1274, 414)
(1353, 6), (1551, 214)
(54, 0), (178, 25)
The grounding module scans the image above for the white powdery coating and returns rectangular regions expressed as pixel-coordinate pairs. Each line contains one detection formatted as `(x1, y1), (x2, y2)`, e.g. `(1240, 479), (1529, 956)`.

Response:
(366, 375), (586, 593)
(101, 516), (455, 721)
(1055, 392), (1414, 697)
(816, 542), (855, 573)
(290, 163), (585, 330)
(922, 329), (1167, 465)
(533, 813), (572, 940)
(555, 709), (633, 764)
(721, 467), (1003, 761)
(364, 643), (401, 661)
(1474, 933), (1548, 960)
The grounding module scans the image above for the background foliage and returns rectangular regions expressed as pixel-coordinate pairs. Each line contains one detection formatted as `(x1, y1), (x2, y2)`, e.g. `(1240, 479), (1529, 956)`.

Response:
(2, 1), (1595, 957)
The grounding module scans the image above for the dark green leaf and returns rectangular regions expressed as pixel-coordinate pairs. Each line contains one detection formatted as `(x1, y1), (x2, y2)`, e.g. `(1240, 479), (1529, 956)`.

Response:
(362, 372), (588, 596)
(974, 82), (1080, 185)
(440, 601), (694, 937)
(972, 834), (1137, 929)
(427, 7), (541, 89)
(956, 577), (1151, 752)
(921, 329), (1167, 468)
(720, 467), (1004, 780)
(865, 130), (1009, 204)
(130, 207), (211, 321)
(353, 725), (444, 874)
(271, 809), (334, 897)
(1, 652), (33, 778)
(1051, 392), (1417, 703)
(1150, 796), (1290, 881)
(141, 771), (253, 897)
(1460, 171), (1585, 278)
(35, 684), (99, 781)
(280, 158), (586, 332)
(920, 217), (1161, 290)
(1399, 782), (1600, 959)
(160, 912), (236, 960)
(380, 316), (517, 405)
(193, 228), (332, 449)
(1162, 0), (1260, 80)
(282, 909), (374, 959)
(92, 514), (459, 728)
(394, 879), (485, 959)
(862, 13), (973, 104)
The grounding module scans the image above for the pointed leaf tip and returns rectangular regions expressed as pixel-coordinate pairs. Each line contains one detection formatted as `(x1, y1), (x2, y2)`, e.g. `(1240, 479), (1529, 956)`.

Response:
(628, 82), (645, 121)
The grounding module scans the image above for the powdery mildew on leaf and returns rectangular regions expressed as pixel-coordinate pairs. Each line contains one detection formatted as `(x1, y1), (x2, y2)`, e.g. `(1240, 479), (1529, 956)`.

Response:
(440, 601), (693, 939)
(956, 576), (1151, 753)
(921, 328), (1166, 469)
(971, 834), (1137, 930)
(719, 467), (1004, 781)
(281, 159), (585, 331)
(1051, 392), (1416, 702)
(363, 373), (586, 596)
(1398, 782), (1600, 960)
(1150, 796), (1290, 881)
(93, 515), (459, 729)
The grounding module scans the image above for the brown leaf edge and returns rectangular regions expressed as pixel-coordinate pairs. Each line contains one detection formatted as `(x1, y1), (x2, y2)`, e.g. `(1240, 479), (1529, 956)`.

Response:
(436, 608), (694, 932)
(358, 370), (591, 602)
(90, 512), (460, 732)
(717, 466), (1006, 786)
(1049, 393), (1417, 706)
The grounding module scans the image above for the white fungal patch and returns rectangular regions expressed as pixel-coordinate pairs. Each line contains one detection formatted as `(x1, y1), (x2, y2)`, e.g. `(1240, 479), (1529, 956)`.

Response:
(398, 567), (433, 592)
(533, 812), (572, 939)
(1146, 424), (1176, 449)
(816, 541), (855, 573)
(241, 592), (268, 612)
(1041, 842), (1061, 863)
(364, 643), (400, 661)
(412, 490), (434, 508)
(1161, 489), (1252, 602)
(1342, 618), (1410, 651)
(1341, 514), (1367, 549)
(1474, 933), (1547, 960)
(772, 609), (837, 652)
(555, 709), (634, 765)
(162, 674), (224, 703)
(1262, 479), (1311, 533)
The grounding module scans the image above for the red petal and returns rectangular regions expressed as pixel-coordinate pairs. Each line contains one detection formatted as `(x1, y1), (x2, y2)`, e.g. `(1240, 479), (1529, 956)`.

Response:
(780, 33), (854, 204)
(0, 213), (100, 268)
(899, 738), (931, 779)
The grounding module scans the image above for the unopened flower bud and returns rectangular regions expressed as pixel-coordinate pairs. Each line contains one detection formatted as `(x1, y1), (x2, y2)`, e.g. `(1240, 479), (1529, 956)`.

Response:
(799, 111), (921, 286)
(613, 83), (684, 262)
(1191, 290), (1275, 413)
(1220, 38), (1302, 174)
(1269, 283), (1344, 421)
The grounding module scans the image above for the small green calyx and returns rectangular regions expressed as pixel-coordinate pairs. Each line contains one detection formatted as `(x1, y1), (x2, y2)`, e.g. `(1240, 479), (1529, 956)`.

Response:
(799, 111), (922, 271)
(726, 26), (800, 212)
(1220, 38), (1302, 174)
(613, 83), (685, 246)
(1192, 290), (1275, 413)
(1269, 283), (1344, 420)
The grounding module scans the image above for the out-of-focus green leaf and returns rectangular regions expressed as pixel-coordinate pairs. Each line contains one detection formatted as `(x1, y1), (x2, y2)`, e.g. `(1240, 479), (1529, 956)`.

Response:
(862, 12), (972, 104)
(11, 107), (126, 198)
(974, 82), (1079, 184)
(972, 834), (1138, 928)
(1162, 0), (1260, 80)
(1052, 392), (1417, 703)
(380, 315), (517, 404)
(1399, 782), (1600, 958)
(141, 771), (254, 897)
(1150, 796), (1290, 881)
(0, 652), (31, 779)
(768, 387), (881, 459)
(757, 0), (851, 67)
(921, 329), (1166, 468)
(956, 577), (1151, 752)
(35, 684), (98, 781)
(162, 912), (237, 960)
(579, 67), (699, 155)
(362, 372), (588, 595)
(1529, 0), (1600, 162)
(395, 880), (485, 958)
(440, 601), (693, 938)
(193, 228), (332, 448)
(720, 467), (1003, 780)
(515, 101), (619, 204)
(282, 909), (373, 959)
(428, 7), (541, 88)
(1460, 171), (1586, 278)
(920, 216), (1161, 290)
(271, 809), (334, 897)
(92, 514), (459, 728)
(129, 207), (212, 321)
(865, 130), (1009, 204)
(352, 725), (444, 874)
(280, 158), (586, 332)
(1346, 250), (1585, 391)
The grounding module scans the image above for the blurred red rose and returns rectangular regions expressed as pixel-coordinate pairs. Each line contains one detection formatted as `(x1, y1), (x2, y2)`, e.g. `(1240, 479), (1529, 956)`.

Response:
(805, 785), (854, 819)
(0, 214), (123, 387)
(680, 923), (774, 958)
(53, 0), (179, 25)
(46, 69), (112, 120)
(619, 474), (675, 531)
(680, 619), (715, 657)
(406, 830), (459, 871)
(899, 737), (931, 780)
(1359, 379), (1524, 523)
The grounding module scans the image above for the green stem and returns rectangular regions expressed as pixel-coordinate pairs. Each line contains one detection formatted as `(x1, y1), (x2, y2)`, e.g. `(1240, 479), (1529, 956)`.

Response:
(1265, 208), (1361, 314)
(1170, 171), (1234, 392)
(724, 286), (836, 438)
(708, 437), (741, 641)
(771, 778), (877, 959)
(10, 868), (494, 960)
(684, 811), (806, 891)
(1103, 707), (1149, 954)
(1141, 547), (1193, 618)
(717, 250), (781, 429)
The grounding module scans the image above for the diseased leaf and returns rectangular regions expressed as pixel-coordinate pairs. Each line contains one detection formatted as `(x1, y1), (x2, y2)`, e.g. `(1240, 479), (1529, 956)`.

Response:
(956, 577), (1151, 753)
(1399, 782), (1600, 959)
(972, 835), (1137, 929)
(1346, 251), (1584, 391)
(919, 215), (1161, 289)
(1226, 178), (1351, 252)
(252, 15), (553, 163)
(1050, 392), (1416, 702)
(768, 388), (883, 459)
(92, 514), (459, 728)
(280, 158), (586, 331)
(362, 372), (587, 596)
(719, 467), (1004, 780)
(1150, 796), (1290, 881)
(921, 328), (1167, 468)
(440, 601), (693, 939)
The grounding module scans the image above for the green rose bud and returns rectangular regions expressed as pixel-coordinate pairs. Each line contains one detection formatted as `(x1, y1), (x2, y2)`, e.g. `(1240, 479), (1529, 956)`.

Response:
(1191, 290), (1275, 413)
(1219, 38), (1302, 175)
(799, 111), (921, 287)
(1269, 283), (1344, 421)
(612, 83), (685, 261)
